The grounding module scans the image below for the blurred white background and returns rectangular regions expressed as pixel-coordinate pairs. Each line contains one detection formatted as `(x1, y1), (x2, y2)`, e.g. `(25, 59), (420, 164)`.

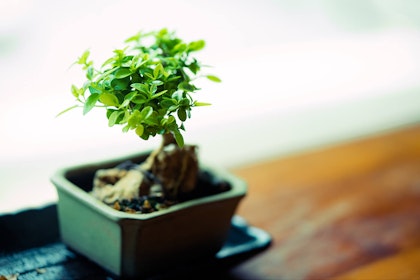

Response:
(1, 0), (420, 212)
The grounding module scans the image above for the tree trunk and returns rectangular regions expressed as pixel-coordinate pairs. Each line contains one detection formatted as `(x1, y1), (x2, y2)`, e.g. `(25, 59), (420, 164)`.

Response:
(141, 133), (199, 200)
(92, 133), (199, 203)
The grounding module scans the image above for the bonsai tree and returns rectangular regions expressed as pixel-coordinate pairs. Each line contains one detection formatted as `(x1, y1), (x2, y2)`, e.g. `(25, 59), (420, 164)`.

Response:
(62, 28), (221, 211)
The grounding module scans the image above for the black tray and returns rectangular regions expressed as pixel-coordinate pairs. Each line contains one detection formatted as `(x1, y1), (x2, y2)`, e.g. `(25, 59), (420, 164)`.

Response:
(0, 205), (271, 279)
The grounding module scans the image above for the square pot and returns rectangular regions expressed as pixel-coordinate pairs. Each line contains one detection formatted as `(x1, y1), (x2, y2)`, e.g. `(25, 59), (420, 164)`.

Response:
(50, 152), (247, 278)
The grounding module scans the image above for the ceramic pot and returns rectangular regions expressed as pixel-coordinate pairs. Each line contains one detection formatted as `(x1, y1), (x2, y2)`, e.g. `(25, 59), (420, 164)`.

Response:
(50, 152), (247, 278)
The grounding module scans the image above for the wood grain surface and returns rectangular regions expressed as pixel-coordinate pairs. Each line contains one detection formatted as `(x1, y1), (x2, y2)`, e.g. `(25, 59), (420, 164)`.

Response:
(230, 125), (420, 280)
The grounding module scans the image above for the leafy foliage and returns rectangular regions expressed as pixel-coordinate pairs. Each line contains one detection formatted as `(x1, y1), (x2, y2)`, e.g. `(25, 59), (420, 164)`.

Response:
(63, 28), (220, 147)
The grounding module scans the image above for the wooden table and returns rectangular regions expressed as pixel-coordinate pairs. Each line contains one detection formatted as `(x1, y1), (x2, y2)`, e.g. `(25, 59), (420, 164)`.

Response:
(1, 125), (419, 279)
(230, 124), (420, 280)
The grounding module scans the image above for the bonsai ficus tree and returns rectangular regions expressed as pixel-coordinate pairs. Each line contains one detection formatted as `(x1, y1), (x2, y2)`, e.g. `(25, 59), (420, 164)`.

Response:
(62, 28), (221, 208)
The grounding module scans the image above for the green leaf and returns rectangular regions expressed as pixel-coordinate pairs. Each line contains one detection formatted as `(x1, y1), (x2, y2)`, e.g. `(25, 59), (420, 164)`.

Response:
(86, 66), (94, 80)
(144, 72), (155, 80)
(187, 61), (200, 74)
(140, 133), (150, 140)
(151, 80), (164, 86)
(188, 40), (205, 52)
(88, 85), (102, 94)
(144, 114), (159, 126)
(111, 77), (130, 90)
(173, 130), (184, 147)
(151, 90), (167, 99)
(158, 28), (168, 37)
(153, 63), (163, 79)
(167, 115), (175, 124)
(137, 53), (150, 66)
(132, 93), (148, 104)
(168, 105), (179, 112)
(194, 101), (212, 106)
(101, 57), (115, 68)
(171, 90), (183, 100)
(77, 50), (90, 65)
(127, 110), (142, 129)
(56, 105), (79, 117)
(140, 106), (153, 119)
(179, 98), (190, 106)
(173, 43), (187, 53)
(167, 75), (181, 82)
(114, 68), (132, 79)
(124, 91), (137, 101)
(125, 31), (141, 43)
(178, 82), (196, 92)
(150, 84), (157, 94)
(177, 108), (187, 121)
(113, 49), (126, 59)
(131, 83), (149, 95)
(83, 93), (100, 115)
(119, 99), (130, 108)
(108, 110), (123, 126)
(71, 85), (81, 98)
(160, 99), (176, 108)
(132, 98), (147, 105)
(135, 124), (144, 137)
(135, 57), (148, 69)
(99, 93), (119, 107)
(122, 125), (130, 132)
(206, 75), (221, 83)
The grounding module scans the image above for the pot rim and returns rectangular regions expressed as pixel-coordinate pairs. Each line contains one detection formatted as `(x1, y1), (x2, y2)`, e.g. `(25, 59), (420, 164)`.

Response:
(51, 153), (247, 221)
